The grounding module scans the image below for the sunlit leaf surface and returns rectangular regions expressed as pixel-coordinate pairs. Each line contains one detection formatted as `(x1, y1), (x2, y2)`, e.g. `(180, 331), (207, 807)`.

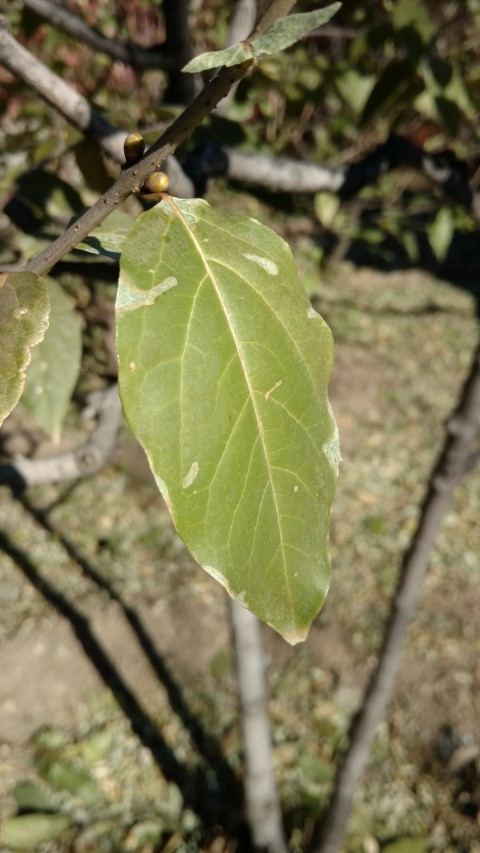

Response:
(0, 272), (49, 427)
(22, 277), (82, 440)
(183, 4), (341, 72)
(116, 198), (339, 642)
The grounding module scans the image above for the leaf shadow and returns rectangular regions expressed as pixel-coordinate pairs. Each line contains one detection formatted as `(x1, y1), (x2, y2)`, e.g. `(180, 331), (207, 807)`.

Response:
(2, 495), (246, 837)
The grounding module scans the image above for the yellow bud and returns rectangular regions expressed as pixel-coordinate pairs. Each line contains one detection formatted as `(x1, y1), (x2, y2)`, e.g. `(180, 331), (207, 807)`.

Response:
(123, 132), (145, 164)
(144, 171), (170, 194)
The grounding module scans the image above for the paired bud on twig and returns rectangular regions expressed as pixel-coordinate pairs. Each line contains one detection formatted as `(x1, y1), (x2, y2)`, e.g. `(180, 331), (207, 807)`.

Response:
(123, 132), (169, 199)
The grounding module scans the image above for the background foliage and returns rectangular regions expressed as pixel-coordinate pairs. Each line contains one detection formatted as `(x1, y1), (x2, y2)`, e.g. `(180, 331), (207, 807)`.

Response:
(0, 1), (479, 851)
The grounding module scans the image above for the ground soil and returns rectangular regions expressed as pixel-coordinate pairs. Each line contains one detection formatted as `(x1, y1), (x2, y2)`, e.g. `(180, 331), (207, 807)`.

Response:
(1, 263), (479, 852)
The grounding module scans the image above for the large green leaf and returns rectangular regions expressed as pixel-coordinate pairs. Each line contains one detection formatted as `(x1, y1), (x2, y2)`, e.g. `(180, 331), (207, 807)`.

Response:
(116, 198), (339, 643)
(0, 272), (50, 427)
(21, 277), (82, 440)
(183, 5), (341, 72)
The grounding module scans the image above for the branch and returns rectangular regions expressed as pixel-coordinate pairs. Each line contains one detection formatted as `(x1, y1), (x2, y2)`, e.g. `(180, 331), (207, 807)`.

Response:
(230, 600), (288, 853)
(0, 19), (194, 197)
(217, 0), (258, 116)
(224, 134), (477, 214)
(310, 339), (480, 853)
(162, 0), (195, 103)
(0, 385), (122, 489)
(9, 0), (294, 277)
(22, 0), (179, 70)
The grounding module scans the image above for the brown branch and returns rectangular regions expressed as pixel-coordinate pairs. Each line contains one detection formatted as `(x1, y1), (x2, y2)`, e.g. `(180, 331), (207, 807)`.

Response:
(0, 385), (122, 489)
(14, 0), (294, 277)
(0, 19), (194, 197)
(310, 338), (480, 853)
(22, 0), (179, 70)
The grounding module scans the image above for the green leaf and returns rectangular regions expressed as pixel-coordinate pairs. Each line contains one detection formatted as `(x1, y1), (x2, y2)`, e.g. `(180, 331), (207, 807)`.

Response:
(12, 781), (56, 813)
(252, 5), (341, 56)
(40, 758), (100, 805)
(75, 209), (136, 260)
(21, 278), (81, 441)
(183, 4), (341, 72)
(314, 192), (341, 228)
(0, 272), (50, 427)
(183, 42), (251, 73)
(116, 198), (339, 643)
(426, 208), (454, 262)
(1, 813), (70, 849)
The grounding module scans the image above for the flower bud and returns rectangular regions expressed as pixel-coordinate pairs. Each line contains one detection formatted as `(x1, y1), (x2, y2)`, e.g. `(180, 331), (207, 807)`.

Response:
(123, 133), (145, 164)
(144, 171), (170, 194)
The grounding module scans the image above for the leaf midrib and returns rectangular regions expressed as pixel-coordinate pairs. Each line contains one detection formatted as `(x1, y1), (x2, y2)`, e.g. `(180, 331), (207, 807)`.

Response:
(173, 201), (295, 620)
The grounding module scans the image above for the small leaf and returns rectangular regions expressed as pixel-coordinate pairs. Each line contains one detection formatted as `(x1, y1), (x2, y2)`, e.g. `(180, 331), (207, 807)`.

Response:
(182, 42), (251, 73)
(1, 813), (70, 849)
(21, 278), (82, 441)
(314, 192), (340, 228)
(336, 69), (374, 113)
(116, 198), (339, 643)
(40, 759), (100, 805)
(426, 208), (454, 262)
(252, 5), (341, 57)
(76, 209), (135, 260)
(12, 781), (56, 813)
(183, 4), (341, 72)
(0, 272), (50, 427)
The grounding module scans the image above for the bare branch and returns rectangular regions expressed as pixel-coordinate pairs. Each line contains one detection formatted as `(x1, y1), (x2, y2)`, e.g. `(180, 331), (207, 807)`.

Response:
(22, 0), (178, 70)
(0, 17), (124, 161)
(230, 600), (288, 853)
(310, 339), (480, 853)
(17, 0), (295, 277)
(225, 134), (478, 216)
(0, 385), (122, 489)
(0, 19), (194, 197)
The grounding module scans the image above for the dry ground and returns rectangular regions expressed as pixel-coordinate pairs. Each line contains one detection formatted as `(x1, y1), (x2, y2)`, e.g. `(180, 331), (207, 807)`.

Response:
(0, 260), (479, 852)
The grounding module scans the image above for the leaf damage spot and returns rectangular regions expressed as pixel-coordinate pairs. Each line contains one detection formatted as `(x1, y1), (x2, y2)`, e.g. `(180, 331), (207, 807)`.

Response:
(116, 275), (177, 312)
(13, 307), (29, 319)
(322, 401), (341, 475)
(182, 460), (199, 489)
(243, 253), (278, 276)
(129, 361), (136, 371)
(307, 306), (320, 319)
(264, 379), (283, 401)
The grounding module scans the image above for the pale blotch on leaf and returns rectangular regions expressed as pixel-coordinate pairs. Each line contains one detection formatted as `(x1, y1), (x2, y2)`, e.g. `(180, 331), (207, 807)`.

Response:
(307, 306), (320, 319)
(182, 461), (199, 489)
(322, 401), (341, 475)
(243, 254), (279, 276)
(117, 275), (177, 312)
(264, 379), (283, 401)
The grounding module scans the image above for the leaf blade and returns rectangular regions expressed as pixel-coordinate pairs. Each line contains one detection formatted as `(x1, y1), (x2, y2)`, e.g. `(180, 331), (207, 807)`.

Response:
(0, 272), (50, 427)
(116, 199), (339, 642)
(182, 4), (341, 72)
(21, 277), (82, 440)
